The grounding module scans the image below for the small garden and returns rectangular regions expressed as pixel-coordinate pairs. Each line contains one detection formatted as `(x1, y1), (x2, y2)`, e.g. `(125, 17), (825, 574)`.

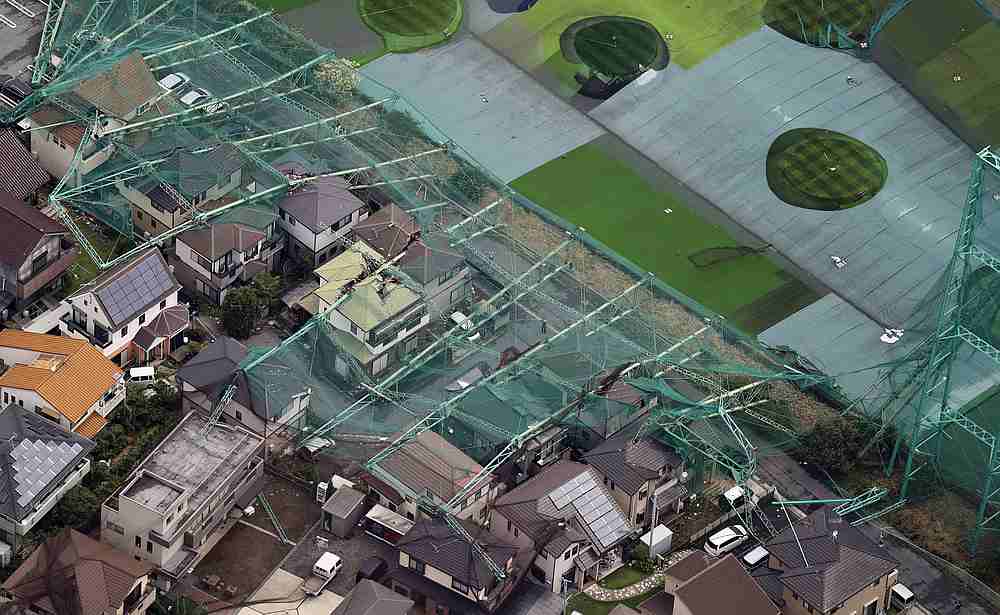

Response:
(566, 587), (661, 615)
(358, 0), (463, 53)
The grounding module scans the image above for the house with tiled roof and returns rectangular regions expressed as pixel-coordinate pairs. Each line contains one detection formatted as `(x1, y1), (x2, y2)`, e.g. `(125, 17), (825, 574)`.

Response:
(581, 420), (686, 530)
(362, 430), (496, 524)
(118, 141), (248, 237)
(174, 337), (311, 436)
(396, 235), (470, 317)
(277, 163), (371, 268)
(0, 330), (124, 438)
(0, 404), (94, 541)
(491, 461), (634, 593)
(26, 52), (165, 183)
(0, 192), (77, 320)
(385, 518), (524, 615)
(60, 249), (186, 366)
(331, 580), (413, 615)
(1, 528), (155, 615)
(761, 507), (900, 615)
(299, 242), (430, 377)
(644, 553), (779, 615)
(352, 204), (419, 260)
(171, 221), (283, 305)
(0, 129), (49, 202)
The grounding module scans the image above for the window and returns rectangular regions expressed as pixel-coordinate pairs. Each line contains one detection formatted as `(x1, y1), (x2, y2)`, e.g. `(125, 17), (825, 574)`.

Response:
(564, 550), (571, 561)
(635, 512), (645, 526)
(135, 536), (141, 547)
(451, 579), (469, 594)
(146, 541), (152, 553)
(138, 314), (146, 325)
(438, 267), (456, 286)
(638, 486), (648, 500)
(136, 210), (144, 221)
(193, 250), (212, 271)
(507, 519), (512, 532)
(30, 252), (49, 278)
(513, 527), (519, 538)
(160, 299), (166, 310)
(408, 557), (425, 574)
(235, 410), (242, 422)
(105, 521), (125, 535)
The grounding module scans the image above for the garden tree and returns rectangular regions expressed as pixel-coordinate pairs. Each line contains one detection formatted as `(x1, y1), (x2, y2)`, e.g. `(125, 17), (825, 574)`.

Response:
(46, 486), (99, 530)
(222, 286), (263, 339)
(150, 596), (208, 615)
(251, 272), (283, 314)
(315, 57), (361, 95)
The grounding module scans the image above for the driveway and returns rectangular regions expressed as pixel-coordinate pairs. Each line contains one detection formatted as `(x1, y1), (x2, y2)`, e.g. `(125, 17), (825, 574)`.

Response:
(504, 581), (566, 615)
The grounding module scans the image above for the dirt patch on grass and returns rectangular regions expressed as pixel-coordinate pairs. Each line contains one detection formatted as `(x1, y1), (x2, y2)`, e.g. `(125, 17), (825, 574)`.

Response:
(257, 472), (322, 542)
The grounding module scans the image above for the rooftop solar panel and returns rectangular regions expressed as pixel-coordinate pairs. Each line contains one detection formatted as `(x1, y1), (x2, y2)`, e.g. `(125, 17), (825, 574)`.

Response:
(96, 252), (175, 326)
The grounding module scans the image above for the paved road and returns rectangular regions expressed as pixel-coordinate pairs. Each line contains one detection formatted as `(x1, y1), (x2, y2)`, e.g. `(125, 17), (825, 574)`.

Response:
(0, 1), (42, 77)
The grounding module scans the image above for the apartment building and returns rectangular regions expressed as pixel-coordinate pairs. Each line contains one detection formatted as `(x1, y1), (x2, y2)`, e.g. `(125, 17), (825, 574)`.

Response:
(101, 411), (264, 588)
(172, 221), (283, 305)
(61, 249), (186, 366)
(0, 404), (94, 543)
(1, 528), (156, 615)
(0, 330), (124, 438)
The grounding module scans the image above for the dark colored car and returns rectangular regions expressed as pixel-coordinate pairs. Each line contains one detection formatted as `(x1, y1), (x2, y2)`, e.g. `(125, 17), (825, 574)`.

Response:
(0, 75), (33, 103)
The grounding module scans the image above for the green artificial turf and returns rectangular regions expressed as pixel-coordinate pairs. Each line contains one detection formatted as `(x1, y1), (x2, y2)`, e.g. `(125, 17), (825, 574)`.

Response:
(359, 0), (458, 36)
(566, 588), (662, 615)
(511, 143), (817, 332)
(597, 566), (647, 589)
(573, 20), (661, 78)
(766, 128), (887, 211)
(762, 0), (874, 47)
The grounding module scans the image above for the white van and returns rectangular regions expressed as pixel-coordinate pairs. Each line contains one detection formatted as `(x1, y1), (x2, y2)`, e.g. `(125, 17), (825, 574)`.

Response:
(128, 366), (155, 385)
(889, 583), (915, 611)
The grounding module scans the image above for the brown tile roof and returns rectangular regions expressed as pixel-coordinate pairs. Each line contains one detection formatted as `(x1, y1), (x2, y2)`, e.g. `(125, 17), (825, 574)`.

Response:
(674, 555), (779, 615)
(0, 192), (67, 268)
(74, 51), (161, 118)
(3, 528), (151, 615)
(0, 331), (123, 423)
(398, 518), (517, 591)
(664, 552), (716, 584)
(178, 222), (265, 259)
(29, 106), (87, 148)
(353, 203), (418, 259)
(765, 507), (898, 613)
(73, 412), (108, 439)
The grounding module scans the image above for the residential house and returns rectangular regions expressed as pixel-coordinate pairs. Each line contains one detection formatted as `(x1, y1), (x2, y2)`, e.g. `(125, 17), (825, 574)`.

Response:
(332, 580), (414, 615)
(352, 204), (468, 316)
(352, 203), (419, 261)
(171, 221), (282, 305)
(397, 236), (470, 317)
(0, 192), (77, 320)
(301, 241), (430, 377)
(61, 249), (186, 366)
(761, 507), (899, 615)
(27, 52), (164, 183)
(386, 518), (523, 615)
(0, 330), (124, 438)
(175, 336), (311, 436)
(277, 166), (370, 267)
(0, 404), (94, 543)
(1, 528), (156, 615)
(643, 553), (779, 615)
(101, 411), (264, 588)
(119, 143), (246, 237)
(0, 129), (50, 203)
(581, 421), (685, 530)
(575, 369), (660, 451)
(491, 460), (634, 592)
(361, 430), (496, 524)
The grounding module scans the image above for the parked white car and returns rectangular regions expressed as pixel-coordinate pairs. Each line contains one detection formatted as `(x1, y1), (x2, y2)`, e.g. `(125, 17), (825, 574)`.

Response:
(157, 72), (190, 91)
(704, 525), (749, 557)
(741, 545), (769, 569)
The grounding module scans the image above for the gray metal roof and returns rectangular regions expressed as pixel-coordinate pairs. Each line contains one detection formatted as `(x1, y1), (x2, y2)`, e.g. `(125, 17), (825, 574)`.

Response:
(0, 404), (94, 522)
(322, 486), (366, 518)
(88, 249), (179, 328)
(332, 580), (413, 615)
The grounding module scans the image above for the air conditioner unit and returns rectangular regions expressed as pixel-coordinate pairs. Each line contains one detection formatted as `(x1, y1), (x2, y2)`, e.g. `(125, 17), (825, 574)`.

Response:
(316, 481), (329, 504)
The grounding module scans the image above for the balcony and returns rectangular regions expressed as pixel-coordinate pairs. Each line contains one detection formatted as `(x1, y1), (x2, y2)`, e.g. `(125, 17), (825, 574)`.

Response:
(60, 315), (113, 349)
(124, 585), (155, 614)
(17, 247), (79, 299)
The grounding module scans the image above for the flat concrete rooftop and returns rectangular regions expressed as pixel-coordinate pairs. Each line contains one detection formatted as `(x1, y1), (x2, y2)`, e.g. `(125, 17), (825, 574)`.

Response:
(124, 472), (183, 514)
(130, 412), (262, 518)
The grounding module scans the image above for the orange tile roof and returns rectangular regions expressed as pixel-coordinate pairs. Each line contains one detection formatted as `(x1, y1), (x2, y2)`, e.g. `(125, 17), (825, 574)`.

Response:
(73, 412), (108, 439)
(0, 331), (123, 423)
(0, 330), (88, 355)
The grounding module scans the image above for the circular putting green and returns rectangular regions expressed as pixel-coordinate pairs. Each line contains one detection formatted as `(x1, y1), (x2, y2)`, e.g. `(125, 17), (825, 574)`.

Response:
(359, 0), (462, 50)
(766, 128), (887, 211)
(560, 17), (669, 79)
(762, 0), (874, 48)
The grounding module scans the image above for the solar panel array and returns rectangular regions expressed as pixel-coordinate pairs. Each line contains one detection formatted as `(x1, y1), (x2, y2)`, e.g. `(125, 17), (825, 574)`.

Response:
(11, 439), (83, 509)
(549, 470), (631, 549)
(97, 253), (174, 326)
